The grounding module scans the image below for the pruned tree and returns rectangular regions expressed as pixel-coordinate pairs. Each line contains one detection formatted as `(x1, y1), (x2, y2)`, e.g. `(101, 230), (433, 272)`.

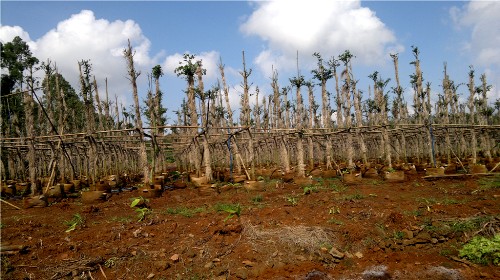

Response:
(123, 39), (150, 184)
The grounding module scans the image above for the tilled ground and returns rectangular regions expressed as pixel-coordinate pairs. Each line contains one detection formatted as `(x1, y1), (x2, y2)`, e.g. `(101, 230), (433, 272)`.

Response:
(1, 171), (499, 279)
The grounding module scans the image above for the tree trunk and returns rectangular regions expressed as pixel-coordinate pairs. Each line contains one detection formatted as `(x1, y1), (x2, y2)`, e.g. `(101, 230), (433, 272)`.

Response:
(124, 40), (150, 184)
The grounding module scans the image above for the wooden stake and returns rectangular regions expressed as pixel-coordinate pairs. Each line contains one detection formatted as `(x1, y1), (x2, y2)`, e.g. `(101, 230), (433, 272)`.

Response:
(0, 199), (21, 210)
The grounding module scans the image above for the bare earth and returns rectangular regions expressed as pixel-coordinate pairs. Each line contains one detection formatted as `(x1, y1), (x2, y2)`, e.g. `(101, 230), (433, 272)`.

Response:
(1, 170), (499, 280)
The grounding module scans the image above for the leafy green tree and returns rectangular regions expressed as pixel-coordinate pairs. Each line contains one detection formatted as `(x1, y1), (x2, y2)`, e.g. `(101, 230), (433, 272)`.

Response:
(1, 36), (39, 138)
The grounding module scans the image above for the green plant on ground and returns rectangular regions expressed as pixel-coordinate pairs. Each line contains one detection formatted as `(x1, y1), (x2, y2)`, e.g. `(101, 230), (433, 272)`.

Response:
(213, 203), (241, 222)
(342, 193), (365, 201)
(478, 176), (500, 190)
(459, 234), (500, 266)
(449, 216), (491, 234)
(104, 257), (119, 268)
(134, 208), (152, 222)
(130, 196), (149, 208)
(327, 218), (344, 225)
(285, 195), (298, 206)
(251, 194), (263, 204)
(370, 180), (383, 186)
(329, 206), (340, 214)
(164, 206), (205, 218)
(393, 230), (405, 240)
(303, 184), (319, 195)
(403, 209), (423, 217)
(64, 213), (85, 233)
(422, 217), (438, 232)
(441, 197), (464, 205)
(130, 196), (151, 222)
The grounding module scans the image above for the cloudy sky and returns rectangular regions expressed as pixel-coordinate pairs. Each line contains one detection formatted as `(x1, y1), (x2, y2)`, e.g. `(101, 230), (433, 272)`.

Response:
(1, 0), (499, 125)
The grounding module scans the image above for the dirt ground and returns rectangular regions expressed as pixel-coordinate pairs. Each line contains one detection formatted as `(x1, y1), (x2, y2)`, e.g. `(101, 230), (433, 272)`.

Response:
(1, 169), (499, 280)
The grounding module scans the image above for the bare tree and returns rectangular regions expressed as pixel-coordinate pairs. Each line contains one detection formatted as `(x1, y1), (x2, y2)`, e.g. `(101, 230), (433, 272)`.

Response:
(123, 39), (150, 184)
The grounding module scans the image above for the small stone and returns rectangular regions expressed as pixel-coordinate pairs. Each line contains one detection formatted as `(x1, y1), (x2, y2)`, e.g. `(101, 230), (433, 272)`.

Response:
(212, 258), (221, 262)
(403, 239), (416, 246)
(147, 273), (155, 279)
(170, 254), (180, 262)
(131, 250), (137, 256)
(204, 261), (215, 269)
(431, 238), (438, 244)
(329, 247), (345, 259)
(188, 234), (194, 238)
(242, 260), (255, 267)
(154, 260), (170, 270)
(296, 255), (307, 261)
(234, 268), (248, 279)
(415, 231), (432, 243)
(403, 229), (414, 239)
(320, 247), (328, 253)
(354, 252), (364, 259)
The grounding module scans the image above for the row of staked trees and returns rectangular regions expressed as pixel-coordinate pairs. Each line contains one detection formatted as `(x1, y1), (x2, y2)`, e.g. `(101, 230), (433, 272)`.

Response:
(170, 47), (499, 180)
(0, 37), (168, 192)
(1, 36), (499, 188)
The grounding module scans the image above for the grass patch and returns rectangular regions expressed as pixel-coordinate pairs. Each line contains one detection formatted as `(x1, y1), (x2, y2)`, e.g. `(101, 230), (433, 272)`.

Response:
(327, 218), (344, 225)
(404, 209), (424, 217)
(251, 194), (263, 204)
(369, 180), (383, 186)
(393, 230), (405, 240)
(459, 234), (500, 266)
(341, 193), (366, 201)
(448, 216), (491, 234)
(478, 176), (500, 190)
(441, 197), (465, 205)
(164, 206), (206, 218)
(213, 203), (242, 222)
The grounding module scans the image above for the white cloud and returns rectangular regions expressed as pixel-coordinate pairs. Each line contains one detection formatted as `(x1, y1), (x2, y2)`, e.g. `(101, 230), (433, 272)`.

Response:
(240, 0), (402, 77)
(0, 25), (32, 44)
(450, 1), (500, 103)
(451, 1), (500, 67)
(2, 10), (156, 107)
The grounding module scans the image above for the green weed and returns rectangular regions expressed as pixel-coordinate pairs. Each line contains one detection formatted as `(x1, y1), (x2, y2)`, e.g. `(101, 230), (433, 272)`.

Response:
(164, 206), (205, 218)
(403, 209), (423, 217)
(303, 184), (319, 195)
(478, 176), (500, 190)
(342, 193), (365, 200)
(459, 234), (500, 266)
(251, 195), (263, 204)
(64, 213), (85, 233)
(393, 230), (405, 240)
(285, 195), (298, 206)
(213, 203), (241, 222)
(328, 218), (344, 225)
(130, 196), (151, 222)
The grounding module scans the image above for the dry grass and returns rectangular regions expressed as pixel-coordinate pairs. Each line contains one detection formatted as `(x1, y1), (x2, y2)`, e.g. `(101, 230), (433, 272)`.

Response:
(243, 221), (336, 253)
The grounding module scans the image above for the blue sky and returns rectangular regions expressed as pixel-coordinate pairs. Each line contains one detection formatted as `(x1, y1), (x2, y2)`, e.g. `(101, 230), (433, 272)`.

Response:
(1, 1), (499, 125)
